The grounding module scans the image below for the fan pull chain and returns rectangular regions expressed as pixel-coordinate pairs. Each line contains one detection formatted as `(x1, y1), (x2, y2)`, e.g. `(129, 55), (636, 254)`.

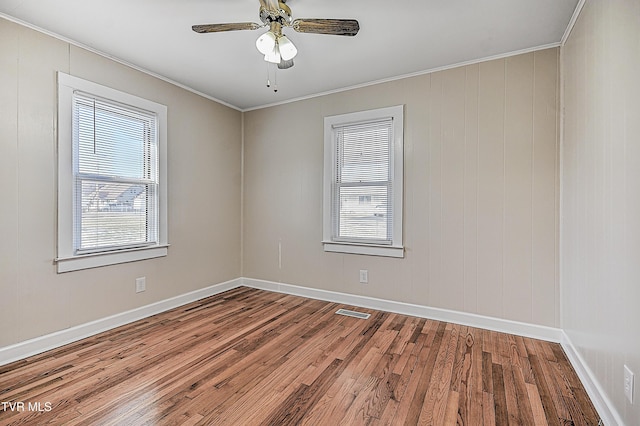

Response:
(265, 62), (278, 93)
(266, 62), (271, 88)
(273, 66), (278, 93)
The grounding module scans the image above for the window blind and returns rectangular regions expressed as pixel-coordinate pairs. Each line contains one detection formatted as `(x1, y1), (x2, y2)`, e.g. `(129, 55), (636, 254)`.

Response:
(333, 118), (393, 244)
(72, 91), (159, 253)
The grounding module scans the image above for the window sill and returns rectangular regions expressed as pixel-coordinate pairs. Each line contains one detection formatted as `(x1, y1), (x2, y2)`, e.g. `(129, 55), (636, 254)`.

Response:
(322, 241), (404, 258)
(56, 244), (169, 273)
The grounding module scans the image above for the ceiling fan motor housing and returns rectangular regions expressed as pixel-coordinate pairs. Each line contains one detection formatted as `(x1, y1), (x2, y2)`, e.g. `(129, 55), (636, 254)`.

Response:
(259, 1), (292, 26)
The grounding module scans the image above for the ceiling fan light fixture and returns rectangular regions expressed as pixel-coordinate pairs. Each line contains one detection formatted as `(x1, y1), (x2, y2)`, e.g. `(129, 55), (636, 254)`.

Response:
(256, 30), (276, 55)
(278, 35), (297, 61)
(278, 58), (294, 69)
(264, 43), (281, 64)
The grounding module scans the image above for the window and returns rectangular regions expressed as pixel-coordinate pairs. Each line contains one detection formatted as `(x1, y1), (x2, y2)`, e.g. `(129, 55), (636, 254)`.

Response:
(358, 195), (372, 204)
(57, 73), (168, 272)
(323, 105), (404, 257)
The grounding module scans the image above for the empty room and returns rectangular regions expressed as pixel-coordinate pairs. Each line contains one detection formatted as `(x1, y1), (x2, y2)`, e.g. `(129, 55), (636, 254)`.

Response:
(0, 0), (638, 424)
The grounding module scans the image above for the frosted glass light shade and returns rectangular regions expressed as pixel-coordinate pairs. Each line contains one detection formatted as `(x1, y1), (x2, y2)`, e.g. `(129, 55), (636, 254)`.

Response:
(264, 43), (281, 64)
(256, 31), (276, 55)
(278, 35), (297, 61)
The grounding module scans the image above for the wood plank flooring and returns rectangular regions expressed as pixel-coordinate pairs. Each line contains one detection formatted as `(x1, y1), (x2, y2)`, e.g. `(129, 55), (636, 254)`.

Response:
(0, 287), (600, 425)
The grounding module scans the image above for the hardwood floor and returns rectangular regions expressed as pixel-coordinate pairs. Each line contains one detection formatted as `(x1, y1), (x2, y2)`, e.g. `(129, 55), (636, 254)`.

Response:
(0, 287), (600, 425)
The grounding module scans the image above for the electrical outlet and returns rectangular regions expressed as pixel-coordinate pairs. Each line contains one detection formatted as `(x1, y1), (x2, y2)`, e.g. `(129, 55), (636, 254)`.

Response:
(624, 365), (634, 404)
(359, 270), (368, 284)
(135, 277), (146, 293)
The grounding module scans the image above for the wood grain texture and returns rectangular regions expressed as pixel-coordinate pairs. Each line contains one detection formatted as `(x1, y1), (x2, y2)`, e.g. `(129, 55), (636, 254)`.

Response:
(291, 19), (359, 36)
(192, 23), (261, 33)
(0, 288), (600, 425)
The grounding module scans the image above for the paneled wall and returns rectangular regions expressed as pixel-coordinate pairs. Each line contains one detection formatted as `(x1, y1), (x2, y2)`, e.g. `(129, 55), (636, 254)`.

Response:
(561, 0), (640, 423)
(0, 18), (242, 347)
(0, 14), (562, 357)
(243, 49), (559, 327)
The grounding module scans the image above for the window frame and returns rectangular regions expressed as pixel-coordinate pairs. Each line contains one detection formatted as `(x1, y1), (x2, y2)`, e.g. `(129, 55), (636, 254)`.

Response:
(56, 73), (168, 273)
(322, 105), (404, 258)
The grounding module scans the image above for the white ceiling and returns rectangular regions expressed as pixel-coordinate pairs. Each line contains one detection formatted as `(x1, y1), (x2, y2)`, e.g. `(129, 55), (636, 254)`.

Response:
(0, 0), (578, 111)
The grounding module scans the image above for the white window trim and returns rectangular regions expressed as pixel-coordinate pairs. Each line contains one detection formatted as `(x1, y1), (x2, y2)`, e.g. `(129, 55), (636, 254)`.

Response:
(56, 73), (168, 273)
(322, 105), (404, 258)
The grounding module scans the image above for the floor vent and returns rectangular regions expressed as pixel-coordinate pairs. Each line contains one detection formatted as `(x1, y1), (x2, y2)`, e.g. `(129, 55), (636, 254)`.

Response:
(335, 309), (371, 320)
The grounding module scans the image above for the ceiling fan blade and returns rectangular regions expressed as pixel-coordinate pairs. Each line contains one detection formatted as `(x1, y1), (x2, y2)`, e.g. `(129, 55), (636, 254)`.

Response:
(192, 23), (261, 33)
(291, 19), (359, 36)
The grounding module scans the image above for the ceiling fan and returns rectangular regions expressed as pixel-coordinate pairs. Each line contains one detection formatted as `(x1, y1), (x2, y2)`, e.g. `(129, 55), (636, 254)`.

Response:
(192, 0), (359, 76)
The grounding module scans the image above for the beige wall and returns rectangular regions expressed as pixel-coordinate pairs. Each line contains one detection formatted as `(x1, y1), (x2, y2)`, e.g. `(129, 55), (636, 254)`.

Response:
(0, 16), (560, 349)
(561, 0), (640, 424)
(5, 5), (639, 420)
(243, 49), (560, 327)
(0, 18), (242, 347)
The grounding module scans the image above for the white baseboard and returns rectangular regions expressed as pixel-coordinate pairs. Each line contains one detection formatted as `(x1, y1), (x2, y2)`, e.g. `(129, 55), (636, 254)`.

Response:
(248, 278), (623, 423)
(560, 331), (625, 426)
(241, 278), (563, 342)
(0, 277), (563, 368)
(0, 278), (242, 367)
(2, 275), (616, 426)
